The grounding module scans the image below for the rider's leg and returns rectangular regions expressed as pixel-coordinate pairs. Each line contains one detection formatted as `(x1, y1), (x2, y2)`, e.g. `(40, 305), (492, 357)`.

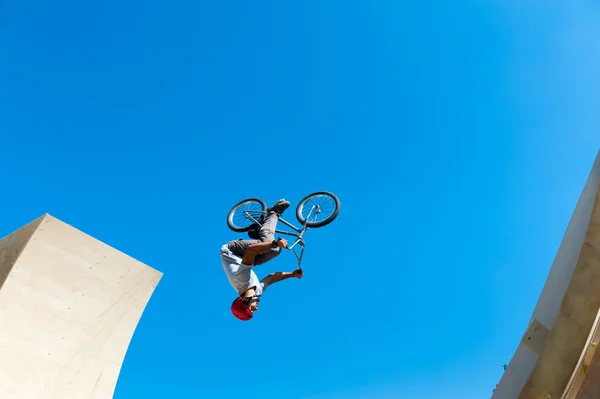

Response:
(253, 198), (290, 265)
(227, 199), (290, 265)
(252, 211), (281, 265)
(248, 199), (288, 239)
(258, 211), (278, 242)
(226, 212), (278, 261)
(257, 198), (290, 243)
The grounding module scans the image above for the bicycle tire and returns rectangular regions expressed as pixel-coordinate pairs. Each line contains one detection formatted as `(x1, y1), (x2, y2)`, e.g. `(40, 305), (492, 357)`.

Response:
(227, 198), (267, 232)
(295, 191), (340, 228)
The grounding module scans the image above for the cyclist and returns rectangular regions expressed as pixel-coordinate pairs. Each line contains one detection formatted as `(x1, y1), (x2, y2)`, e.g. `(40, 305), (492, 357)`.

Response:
(220, 199), (303, 321)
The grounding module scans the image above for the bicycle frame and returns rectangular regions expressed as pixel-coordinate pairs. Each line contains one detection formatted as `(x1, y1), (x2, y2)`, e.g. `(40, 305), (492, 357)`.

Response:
(242, 205), (322, 269)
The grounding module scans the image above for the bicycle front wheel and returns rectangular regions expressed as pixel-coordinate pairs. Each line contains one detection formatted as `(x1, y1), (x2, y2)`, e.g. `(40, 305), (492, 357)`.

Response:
(227, 198), (266, 232)
(296, 191), (340, 228)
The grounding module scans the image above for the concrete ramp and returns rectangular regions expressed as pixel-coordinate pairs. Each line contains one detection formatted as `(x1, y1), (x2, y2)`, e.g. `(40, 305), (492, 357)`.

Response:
(491, 150), (600, 399)
(0, 214), (162, 399)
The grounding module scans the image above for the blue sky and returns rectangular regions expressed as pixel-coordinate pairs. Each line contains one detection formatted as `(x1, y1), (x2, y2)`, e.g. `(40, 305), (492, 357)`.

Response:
(1, 0), (600, 398)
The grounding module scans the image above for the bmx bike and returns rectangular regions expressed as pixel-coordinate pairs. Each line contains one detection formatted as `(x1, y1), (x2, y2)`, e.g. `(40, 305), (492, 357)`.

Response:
(226, 191), (341, 269)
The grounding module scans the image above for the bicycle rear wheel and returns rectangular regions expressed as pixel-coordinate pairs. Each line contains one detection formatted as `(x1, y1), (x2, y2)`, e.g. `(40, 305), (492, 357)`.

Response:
(227, 198), (266, 232)
(296, 191), (340, 228)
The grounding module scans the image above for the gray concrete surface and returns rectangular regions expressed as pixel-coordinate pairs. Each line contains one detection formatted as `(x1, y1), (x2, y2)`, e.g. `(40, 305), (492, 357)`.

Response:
(492, 150), (600, 399)
(0, 214), (162, 398)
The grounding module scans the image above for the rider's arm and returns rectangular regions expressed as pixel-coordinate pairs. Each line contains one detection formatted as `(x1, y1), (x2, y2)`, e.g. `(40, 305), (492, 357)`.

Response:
(242, 239), (286, 265)
(260, 270), (301, 287)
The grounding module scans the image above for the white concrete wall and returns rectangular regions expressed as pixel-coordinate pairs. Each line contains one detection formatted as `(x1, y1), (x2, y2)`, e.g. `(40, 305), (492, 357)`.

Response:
(0, 214), (162, 399)
(492, 151), (600, 399)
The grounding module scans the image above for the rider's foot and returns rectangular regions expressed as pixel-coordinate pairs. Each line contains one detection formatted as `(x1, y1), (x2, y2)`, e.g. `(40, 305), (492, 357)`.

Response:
(267, 199), (290, 216)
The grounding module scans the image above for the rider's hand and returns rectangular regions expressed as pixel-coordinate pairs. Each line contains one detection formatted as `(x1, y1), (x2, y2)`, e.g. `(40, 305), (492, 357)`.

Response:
(293, 268), (304, 279)
(276, 238), (288, 248)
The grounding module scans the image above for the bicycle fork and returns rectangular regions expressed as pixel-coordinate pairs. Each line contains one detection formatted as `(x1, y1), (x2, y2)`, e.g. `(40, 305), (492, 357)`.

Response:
(287, 204), (320, 269)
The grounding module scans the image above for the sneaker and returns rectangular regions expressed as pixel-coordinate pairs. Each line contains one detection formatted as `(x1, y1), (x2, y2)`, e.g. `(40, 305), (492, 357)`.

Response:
(267, 198), (290, 216)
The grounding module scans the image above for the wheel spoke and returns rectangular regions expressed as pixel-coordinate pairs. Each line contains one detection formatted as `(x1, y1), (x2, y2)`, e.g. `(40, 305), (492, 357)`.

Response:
(302, 195), (335, 222)
(232, 200), (264, 228)
(295, 192), (339, 228)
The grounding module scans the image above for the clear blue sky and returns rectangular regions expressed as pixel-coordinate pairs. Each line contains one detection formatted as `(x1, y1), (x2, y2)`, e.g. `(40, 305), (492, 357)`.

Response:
(1, 0), (600, 398)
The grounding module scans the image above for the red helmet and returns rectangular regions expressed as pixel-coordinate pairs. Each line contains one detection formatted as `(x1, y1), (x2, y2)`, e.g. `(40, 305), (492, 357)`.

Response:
(231, 297), (253, 321)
